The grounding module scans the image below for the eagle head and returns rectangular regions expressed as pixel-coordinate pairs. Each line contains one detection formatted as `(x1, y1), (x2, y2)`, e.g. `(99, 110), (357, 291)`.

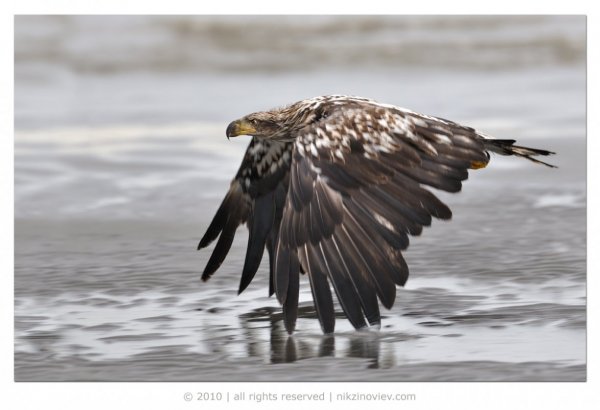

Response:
(226, 101), (316, 142)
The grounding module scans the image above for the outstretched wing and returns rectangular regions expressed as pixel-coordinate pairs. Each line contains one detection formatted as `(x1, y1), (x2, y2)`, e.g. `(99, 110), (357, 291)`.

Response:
(274, 103), (492, 334)
(198, 138), (293, 295)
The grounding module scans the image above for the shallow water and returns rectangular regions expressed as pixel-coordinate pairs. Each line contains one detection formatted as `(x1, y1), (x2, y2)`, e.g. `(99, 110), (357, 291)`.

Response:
(14, 15), (586, 381)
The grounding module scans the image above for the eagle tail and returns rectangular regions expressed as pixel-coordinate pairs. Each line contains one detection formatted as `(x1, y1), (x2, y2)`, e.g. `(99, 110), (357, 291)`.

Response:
(483, 139), (557, 168)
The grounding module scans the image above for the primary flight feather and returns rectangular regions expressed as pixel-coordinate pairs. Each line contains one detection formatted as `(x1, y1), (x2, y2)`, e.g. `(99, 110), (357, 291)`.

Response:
(198, 95), (555, 334)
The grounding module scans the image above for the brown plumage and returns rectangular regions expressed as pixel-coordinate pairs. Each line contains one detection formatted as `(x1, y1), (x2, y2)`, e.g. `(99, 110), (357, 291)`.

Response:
(198, 95), (555, 334)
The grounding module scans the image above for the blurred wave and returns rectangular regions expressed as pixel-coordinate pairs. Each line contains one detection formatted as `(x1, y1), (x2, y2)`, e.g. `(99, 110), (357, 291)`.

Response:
(14, 15), (586, 130)
(15, 16), (585, 75)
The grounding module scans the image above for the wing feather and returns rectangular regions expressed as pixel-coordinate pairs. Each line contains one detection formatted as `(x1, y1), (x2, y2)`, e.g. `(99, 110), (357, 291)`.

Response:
(299, 244), (336, 334)
(274, 101), (494, 331)
(198, 139), (293, 292)
(329, 235), (381, 326)
(282, 257), (300, 333)
(201, 184), (248, 281)
(319, 239), (368, 330)
(341, 212), (398, 308)
(238, 193), (274, 293)
(274, 239), (301, 333)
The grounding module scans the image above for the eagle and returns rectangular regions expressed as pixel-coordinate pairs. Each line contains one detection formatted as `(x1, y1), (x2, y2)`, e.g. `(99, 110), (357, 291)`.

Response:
(197, 95), (555, 334)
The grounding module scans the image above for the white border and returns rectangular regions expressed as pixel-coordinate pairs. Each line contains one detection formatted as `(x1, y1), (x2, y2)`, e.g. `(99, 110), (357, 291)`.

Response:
(3, 2), (597, 410)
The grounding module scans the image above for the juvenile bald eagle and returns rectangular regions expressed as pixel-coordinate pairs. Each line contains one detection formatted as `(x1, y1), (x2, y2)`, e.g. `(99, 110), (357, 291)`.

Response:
(198, 95), (555, 334)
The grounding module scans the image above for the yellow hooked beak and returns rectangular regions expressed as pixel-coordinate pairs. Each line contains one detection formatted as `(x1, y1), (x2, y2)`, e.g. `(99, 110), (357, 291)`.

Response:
(226, 119), (256, 139)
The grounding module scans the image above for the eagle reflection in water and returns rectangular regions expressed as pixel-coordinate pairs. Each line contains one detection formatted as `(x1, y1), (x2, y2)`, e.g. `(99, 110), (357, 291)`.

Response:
(239, 304), (386, 368)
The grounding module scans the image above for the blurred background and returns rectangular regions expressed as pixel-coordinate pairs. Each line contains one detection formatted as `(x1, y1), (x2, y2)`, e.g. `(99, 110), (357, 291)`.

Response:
(16, 16), (585, 129)
(15, 16), (586, 381)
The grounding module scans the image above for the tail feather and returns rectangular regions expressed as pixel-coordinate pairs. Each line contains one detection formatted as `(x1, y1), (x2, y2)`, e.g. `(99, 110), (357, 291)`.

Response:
(483, 139), (557, 168)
